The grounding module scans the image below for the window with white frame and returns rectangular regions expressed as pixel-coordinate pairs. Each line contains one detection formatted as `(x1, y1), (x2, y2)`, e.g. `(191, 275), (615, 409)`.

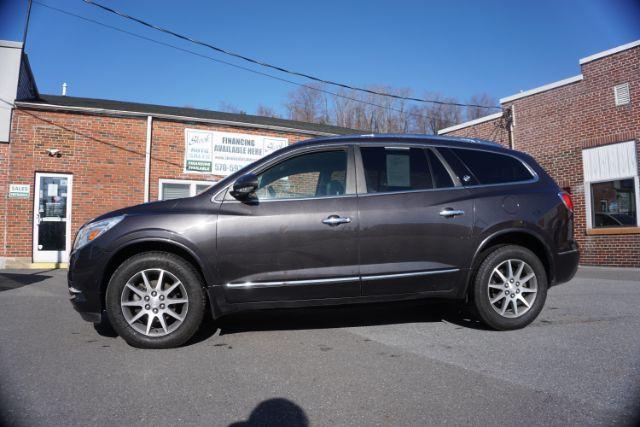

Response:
(158, 179), (215, 200)
(582, 141), (639, 229)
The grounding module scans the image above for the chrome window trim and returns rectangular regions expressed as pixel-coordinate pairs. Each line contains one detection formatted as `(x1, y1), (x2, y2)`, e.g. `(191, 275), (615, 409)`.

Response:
(361, 269), (459, 281)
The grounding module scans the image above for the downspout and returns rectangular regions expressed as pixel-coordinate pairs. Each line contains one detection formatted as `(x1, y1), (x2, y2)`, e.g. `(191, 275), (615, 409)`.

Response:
(507, 105), (515, 150)
(144, 116), (152, 203)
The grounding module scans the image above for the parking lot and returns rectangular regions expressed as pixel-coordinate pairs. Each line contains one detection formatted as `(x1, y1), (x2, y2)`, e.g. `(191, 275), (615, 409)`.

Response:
(0, 267), (639, 426)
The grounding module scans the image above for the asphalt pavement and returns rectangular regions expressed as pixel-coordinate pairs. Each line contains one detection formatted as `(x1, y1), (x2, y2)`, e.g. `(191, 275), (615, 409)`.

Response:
(0, 267), (639, 426)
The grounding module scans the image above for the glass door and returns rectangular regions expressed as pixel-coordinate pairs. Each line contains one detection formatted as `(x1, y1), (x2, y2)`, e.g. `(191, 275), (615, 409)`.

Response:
(33, 173), (73, 263)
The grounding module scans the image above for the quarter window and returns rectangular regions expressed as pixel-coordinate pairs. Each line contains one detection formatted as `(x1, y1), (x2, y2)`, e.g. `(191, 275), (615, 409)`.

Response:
(450, 148), (534, 185)
(255, 150), (348, 200)
(360, 147), (433, 193)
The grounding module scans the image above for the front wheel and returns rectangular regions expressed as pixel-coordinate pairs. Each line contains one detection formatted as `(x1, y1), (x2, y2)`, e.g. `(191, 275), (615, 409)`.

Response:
(106, 252), (206, 348)
(472, 245), (547, 330)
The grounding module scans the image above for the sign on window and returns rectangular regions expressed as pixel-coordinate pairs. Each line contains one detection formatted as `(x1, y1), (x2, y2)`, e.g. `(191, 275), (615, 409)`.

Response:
(184, 129), (288, 176)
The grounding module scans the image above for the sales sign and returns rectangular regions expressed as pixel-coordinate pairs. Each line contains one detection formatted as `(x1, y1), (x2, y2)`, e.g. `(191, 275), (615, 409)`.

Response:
(8, 184), (30, 198)
(184, 129), (288, 176)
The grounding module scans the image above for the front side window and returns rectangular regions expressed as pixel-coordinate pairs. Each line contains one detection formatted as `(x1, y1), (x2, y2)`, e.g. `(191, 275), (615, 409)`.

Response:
(591, 179), (637, 228)
(450, 148), (534, 185)
(255, 150), (347, 200)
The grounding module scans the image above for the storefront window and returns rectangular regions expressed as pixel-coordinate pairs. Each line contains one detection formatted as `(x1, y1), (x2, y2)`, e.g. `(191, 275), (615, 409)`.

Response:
(591, 179), (637, 228)
(159, 179), (215, 200)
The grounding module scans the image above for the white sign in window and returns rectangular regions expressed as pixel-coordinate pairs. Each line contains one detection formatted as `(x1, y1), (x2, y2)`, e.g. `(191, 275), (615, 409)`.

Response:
(184, 129), (288, 176)
(158, 179), (215, 201)
(582, 141), (639, 229)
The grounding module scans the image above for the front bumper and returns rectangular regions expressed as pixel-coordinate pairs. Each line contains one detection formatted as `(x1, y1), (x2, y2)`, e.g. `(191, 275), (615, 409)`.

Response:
(68, 244), (108, 323)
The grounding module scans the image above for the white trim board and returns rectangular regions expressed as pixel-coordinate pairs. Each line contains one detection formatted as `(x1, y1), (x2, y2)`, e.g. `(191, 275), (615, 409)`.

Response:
(579, 40), (640, 65)
(437, 112), (503, 135)
(500, 75), (583, 104)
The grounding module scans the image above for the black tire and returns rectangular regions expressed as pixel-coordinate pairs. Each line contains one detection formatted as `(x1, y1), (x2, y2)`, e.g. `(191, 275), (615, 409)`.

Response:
(106, 251), (206, 349)
(472, 245), (547, 330)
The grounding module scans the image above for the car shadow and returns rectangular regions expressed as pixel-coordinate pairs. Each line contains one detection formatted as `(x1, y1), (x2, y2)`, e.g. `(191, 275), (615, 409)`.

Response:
(185, 299), (490, 346)
(0, 270), (55, 292)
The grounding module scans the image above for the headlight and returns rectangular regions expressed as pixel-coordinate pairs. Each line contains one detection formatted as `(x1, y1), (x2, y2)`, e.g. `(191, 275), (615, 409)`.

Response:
(73, 215), (124, 251)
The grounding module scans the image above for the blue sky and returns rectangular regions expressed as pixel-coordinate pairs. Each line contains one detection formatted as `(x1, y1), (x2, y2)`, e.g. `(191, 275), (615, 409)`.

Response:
(1, 0), (639, 116)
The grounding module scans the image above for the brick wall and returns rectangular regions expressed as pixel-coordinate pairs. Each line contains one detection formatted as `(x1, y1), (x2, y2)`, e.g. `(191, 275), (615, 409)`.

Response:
(3, 109), (322, 264)
(443, 45), (640, 267)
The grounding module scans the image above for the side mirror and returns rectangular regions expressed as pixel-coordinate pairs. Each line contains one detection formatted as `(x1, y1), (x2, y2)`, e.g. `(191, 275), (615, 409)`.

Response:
(230, 173), (258, 200)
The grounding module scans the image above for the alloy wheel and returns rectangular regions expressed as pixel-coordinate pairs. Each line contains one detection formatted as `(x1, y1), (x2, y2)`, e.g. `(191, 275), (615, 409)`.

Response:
(120, 269), (189, 337)
(487, 259), (538, 318)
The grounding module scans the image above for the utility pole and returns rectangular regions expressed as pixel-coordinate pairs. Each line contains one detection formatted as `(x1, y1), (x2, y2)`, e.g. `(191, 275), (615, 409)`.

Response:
(21, 0), (33, 52)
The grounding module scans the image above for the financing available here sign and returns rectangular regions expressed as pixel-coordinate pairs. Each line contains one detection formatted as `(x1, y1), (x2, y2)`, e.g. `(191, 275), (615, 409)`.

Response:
(184, 129), (288, 176)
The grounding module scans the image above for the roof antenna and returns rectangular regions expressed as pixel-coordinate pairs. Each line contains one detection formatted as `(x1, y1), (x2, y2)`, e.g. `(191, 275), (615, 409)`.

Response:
(62, 82), (67, 96)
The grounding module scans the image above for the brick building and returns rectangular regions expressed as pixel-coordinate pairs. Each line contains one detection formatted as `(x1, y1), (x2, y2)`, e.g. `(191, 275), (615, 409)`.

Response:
(0, 41), (353, 268)
(439, 40), (640, 267)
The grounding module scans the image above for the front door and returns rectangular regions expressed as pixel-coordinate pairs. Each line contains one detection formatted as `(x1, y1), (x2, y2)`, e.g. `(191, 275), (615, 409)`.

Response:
(217, 147), (360, 303)
(356, 145), (475, 296)
(33, 173), (73, 263)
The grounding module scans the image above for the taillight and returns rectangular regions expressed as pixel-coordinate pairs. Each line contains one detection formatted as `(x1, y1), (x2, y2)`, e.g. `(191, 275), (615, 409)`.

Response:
(559, 192), (573, 212)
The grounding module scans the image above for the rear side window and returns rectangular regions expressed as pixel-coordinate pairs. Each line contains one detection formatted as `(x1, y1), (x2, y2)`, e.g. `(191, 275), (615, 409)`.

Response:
(360, 147), (432, 193)
(449, 148), (534, 185)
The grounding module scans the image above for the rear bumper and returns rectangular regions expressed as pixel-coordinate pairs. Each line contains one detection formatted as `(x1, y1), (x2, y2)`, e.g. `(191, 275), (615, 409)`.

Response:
(553, 246), (580, 285)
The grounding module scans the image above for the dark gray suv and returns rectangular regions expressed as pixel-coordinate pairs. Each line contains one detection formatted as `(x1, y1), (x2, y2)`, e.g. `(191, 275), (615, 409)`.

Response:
(68, 134), (579, 348)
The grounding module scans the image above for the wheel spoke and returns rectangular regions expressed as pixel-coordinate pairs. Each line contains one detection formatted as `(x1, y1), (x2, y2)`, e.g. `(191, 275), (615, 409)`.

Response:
(494, 269), (508, 283)
(488, 283), (505, 290)
(157, 314), (168, 334)
(515, 262), (525, 281)
(500, 298), (510, 315)
(513, 300), (519, 316)
(490, 293), (506, 304)
(122, 300), (143, 307)
(520, 272), (535, 284)
(506, 260), (513, 278)
(130, 310), (146, 324)
(165, 308), (185, 322)
(125, 283), (144, 298)
(164, 281), (182, 295)
(141, 271), (152, 292)
(521, 287), (537, 293)
(156, 270), (165, 291)
(166, 298), (188, 305)
(145, 314), (154, 335)
(517, 294), (531, 308)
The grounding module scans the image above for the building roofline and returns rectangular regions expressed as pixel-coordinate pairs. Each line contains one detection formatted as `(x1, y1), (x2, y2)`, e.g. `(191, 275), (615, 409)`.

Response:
(436, 111), (503, 135)
(0, 40), (23, 49)
(499, 74), (583, 104)
(579, 39), (640, 65)
(14, 95), (358, 136)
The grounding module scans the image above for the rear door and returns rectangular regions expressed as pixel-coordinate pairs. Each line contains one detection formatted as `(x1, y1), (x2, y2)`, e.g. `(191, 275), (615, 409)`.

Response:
(356, 145), (475, 296)
(216, 146), (361, 303)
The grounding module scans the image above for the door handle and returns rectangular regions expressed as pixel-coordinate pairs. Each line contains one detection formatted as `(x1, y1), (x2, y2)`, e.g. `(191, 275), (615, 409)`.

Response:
(322, 215), (352, 226)
(439, 208), (465, 218)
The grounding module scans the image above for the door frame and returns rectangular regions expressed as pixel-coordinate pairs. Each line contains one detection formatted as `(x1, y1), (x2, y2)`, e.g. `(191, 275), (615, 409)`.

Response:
(32, 172), (73, 263)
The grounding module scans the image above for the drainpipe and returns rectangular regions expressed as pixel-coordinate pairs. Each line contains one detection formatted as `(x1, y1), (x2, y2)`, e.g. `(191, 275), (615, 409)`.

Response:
(507, 105), (515, 150)
(144, 116), (152, 202)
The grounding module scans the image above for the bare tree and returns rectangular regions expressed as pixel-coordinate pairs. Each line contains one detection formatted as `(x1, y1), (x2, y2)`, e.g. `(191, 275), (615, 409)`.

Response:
(218, 101), (246, 115)
(466, 93), (498, 121)
(256, 104), (280, 118)
(285, 84), (329, 124)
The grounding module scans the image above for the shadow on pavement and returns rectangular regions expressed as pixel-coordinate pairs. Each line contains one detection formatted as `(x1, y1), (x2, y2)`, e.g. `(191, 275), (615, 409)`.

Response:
(229, 398), (308, 427)
(216, 299), (490, 337)
(0, 270), (55, 292)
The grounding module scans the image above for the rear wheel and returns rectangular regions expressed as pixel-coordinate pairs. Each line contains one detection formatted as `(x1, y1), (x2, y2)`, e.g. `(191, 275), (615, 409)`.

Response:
(106, 252), (206, 348)
(472, 245), (547, 330)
